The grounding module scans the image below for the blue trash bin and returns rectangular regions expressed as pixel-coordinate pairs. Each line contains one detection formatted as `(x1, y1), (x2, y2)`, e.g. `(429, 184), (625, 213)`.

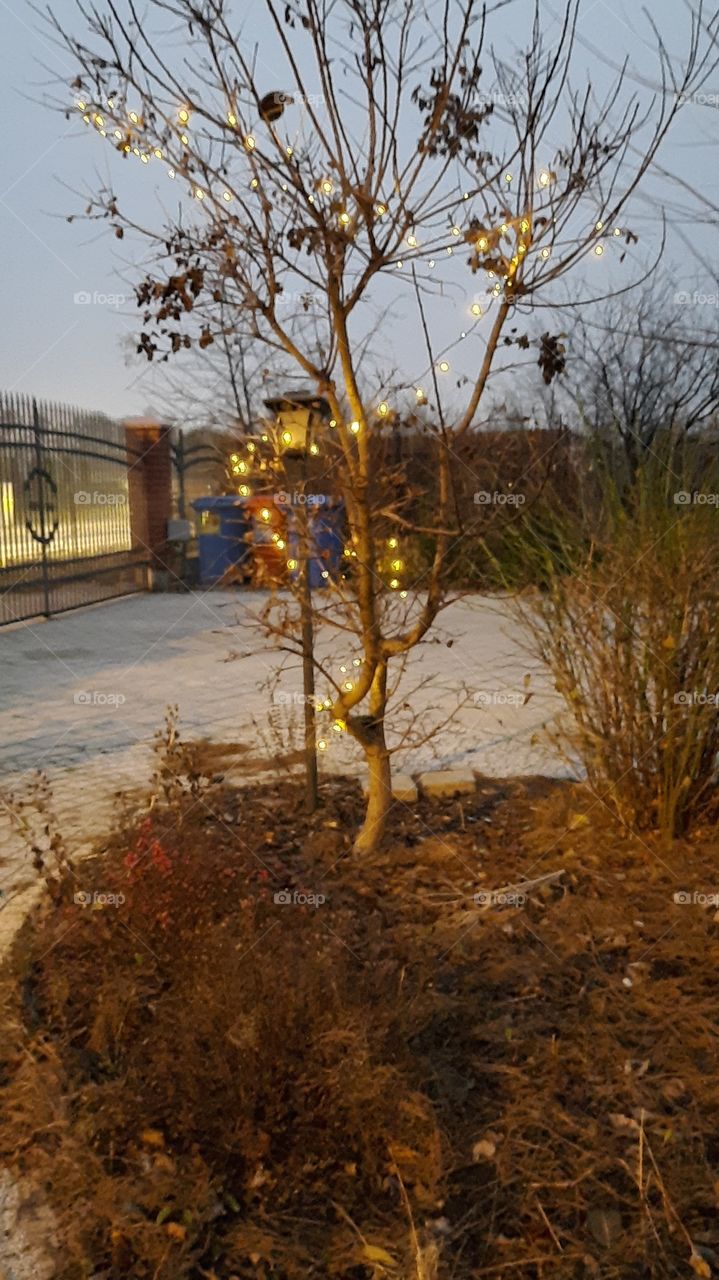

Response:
(192, 496), (251, 584)
(287, 497), (345, 587)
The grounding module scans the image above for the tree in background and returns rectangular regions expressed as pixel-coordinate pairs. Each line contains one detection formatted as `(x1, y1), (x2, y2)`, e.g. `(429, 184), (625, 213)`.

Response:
(55, 0), (716, 851)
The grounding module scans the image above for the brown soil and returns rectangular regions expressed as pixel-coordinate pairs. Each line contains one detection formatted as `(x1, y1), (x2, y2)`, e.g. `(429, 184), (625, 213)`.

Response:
(2, 770), (719, 1279)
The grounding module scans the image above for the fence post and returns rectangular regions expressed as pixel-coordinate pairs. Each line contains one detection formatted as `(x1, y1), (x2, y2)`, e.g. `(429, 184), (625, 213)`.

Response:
(124, 419), (172, 586)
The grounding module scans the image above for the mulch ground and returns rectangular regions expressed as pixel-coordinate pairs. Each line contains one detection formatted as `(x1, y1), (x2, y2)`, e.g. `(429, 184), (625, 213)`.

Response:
(3, 765), (719, 1278)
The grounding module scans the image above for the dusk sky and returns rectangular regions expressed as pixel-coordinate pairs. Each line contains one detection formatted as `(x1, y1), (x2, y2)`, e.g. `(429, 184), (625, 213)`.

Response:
(0, 0), (716, 422)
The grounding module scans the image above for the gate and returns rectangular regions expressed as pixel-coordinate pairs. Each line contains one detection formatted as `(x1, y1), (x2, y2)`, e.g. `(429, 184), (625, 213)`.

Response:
(0, 393), (153, 626)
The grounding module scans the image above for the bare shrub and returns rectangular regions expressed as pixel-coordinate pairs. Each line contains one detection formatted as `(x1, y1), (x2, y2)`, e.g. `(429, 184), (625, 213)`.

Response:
(512, 442), (719, 835)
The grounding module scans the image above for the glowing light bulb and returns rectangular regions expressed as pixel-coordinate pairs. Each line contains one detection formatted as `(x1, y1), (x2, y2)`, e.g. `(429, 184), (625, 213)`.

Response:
(387, 537), (398, 548)
(154, 148), (162, 159)
(438, 360), (450, 372)
(416, 388), (426, 401)
(114, 129), (122, 140)
(350, 420), (360, 434)
(538, 169), (551, 186)
(178, 107), (190, 124)
(375, 203), (387, 216)
(352, 658), (361, 667)
(471, 303), (482, 317)
(428, 259), (435, 268)
(378, 402), (389, 417)
(520, 219), (530, 233)
(286, 146), (293, 157)
(339, 665), (347, 673)
(250, 178), (259, 189)
(244, 134), (256, 150)
(94, 113), (104, 127)
(329, 418), (337, 427)
(167, 168), (175, 179)
(239, 484), (250, 496)
(317, 739), (327, 751)
(141, 153), (148, 163)
(504, 172), (513, 183)
(76, 99), (86, 111)
(406, 234), (417, 247)
(129, 111), (139, 123)
(309, 442), (319, 455)
(260, 507), (271, 521)
(339, 211), (351, 226)
(227, 111), (237, 127)
(195, 188), (205, 200)
(613, 227), (622, 236)
(477, 237), (489, 251)
(400, 590), (408, 599)
(261, 434), (269, 442)
(541, 247), (550, 258)
(389, 578), (400, 589)
(451, 225), (461, 236)
(594, 244), (604, 256)
(287, 558), (298, 570)
(446, 247), (453, 255)
(332, 720), (344, 733)
(281, 430), (292, 444)
(180, 133), (189, 145)
(276, 538), (286, 549)
(501, 223), (509, 234)
(391, 558), (403, 571)
(463, 191), (470, 200)
(596, 221), (604, 231)
(343, 680), (354, 691)
(223, 190), (232, 201)
(322, 179), (333, 194)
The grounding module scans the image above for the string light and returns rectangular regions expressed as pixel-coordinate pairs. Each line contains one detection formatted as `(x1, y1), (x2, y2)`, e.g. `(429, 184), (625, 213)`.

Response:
(350, 420), (361, 433)
(281, 430), (293, 445)
(504, 172), (513, 183)
(375, 203), (387, 217)
(168, 168), (176, 179)
(227, 111), (237, 127)
(93, 113), (104, 127)
(250, 178), (259, 189)
(343, 680), (354, 691)
(596, 221), (604, 231)
(317, 738), (327, 751)
(428, 259), (435, 268)
(338, 211), (351, 226)
(114, 128), (122, 140)
(76, 99), (86, 110)
(406, 234), (417, 247)
(180, 133), (189, 145)
(438, 360), (450, 372)
(329, 418), (337, 427)
(352, 658), (362, 667)
(222, 190), (232, 201)
(391, 558), (403, 571)
(378, 402), (389, 417)
(471, 303), (482, 317)
(541, 247), (550, 258)
(332, 720), (345, 733)
(244, 134), (256, 150)
(239, 484), (250, 496)
(287, 558), (298, 570)
(309, 442), (319, 455)
(538, 169), (551, 187)
(195, 187), (205, 200)
(594, 244), (604, 256)
(396, 260), (403, 269)
(178, 107), (190, 124)
(129, 111), (139, 123)
(321, 179), (333, 194)
(389, 578), (400, 589)
(446, 247), (453, 255)
(451, 225), (461, 236)
(613, 227), (622, 236)
(154, 147), (163, 159)
(286, 146), (293, 157)
(400, 590), (408, 599)
(387, 537), (398, 548)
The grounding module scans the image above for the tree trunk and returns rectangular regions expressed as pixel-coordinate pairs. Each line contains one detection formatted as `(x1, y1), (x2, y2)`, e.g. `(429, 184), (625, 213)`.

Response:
(353, 661), (391, 855)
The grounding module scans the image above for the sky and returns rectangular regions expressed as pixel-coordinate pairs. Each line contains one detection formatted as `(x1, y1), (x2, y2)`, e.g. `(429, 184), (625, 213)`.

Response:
(0, 0), (716, 422)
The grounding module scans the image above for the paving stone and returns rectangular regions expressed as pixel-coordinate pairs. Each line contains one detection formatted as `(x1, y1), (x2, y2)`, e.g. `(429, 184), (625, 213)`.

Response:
(418, 769), (476, 798)
(360, 772), (419, 803)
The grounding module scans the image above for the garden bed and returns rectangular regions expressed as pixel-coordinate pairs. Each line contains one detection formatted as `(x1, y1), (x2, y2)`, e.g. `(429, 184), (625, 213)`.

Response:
(2, 760), (719, 1278)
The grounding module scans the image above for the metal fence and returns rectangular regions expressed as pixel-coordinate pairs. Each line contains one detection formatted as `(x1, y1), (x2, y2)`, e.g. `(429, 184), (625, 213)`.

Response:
(0, 392), (149, 625)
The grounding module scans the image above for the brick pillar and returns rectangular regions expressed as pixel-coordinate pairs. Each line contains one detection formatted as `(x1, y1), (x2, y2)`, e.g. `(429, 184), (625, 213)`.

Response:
(124, 419), (172, 567)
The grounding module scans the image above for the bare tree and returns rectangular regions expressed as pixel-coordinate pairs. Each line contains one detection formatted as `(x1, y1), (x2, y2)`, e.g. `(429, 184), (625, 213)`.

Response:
(564, 281), (719, 475)
(53, 0), (717, 851)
